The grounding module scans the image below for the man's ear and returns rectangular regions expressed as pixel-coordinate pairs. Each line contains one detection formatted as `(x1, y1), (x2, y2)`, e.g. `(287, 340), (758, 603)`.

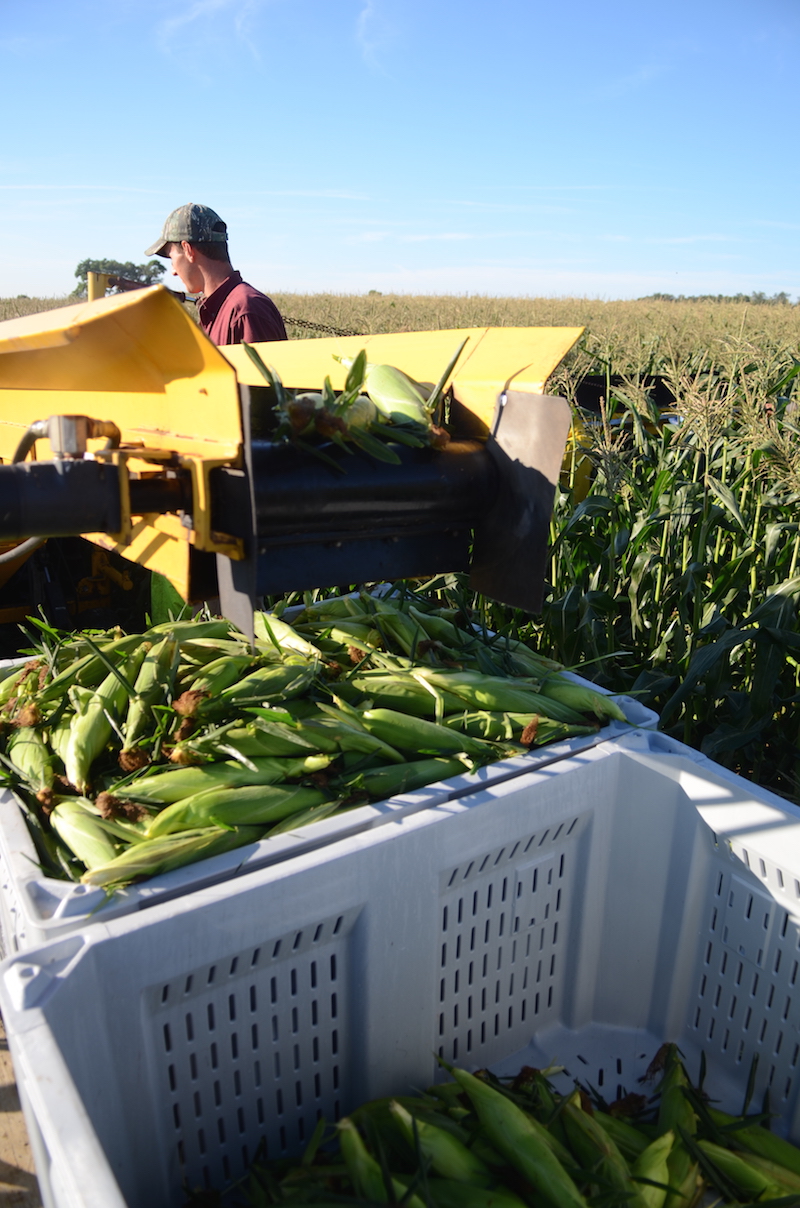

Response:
(181, 240), (197, 262)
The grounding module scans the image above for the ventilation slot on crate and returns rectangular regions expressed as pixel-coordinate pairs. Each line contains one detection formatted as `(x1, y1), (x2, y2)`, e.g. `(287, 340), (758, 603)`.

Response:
(145, 908), (359, 1191)
(691, 861), (800, 1109)
(437, 817), (585, 1066)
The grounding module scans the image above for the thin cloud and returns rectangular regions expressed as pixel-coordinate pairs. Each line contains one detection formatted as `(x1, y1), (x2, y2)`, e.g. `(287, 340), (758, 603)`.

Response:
(157, 0), (267, 56)
(355, 0), (396, 71)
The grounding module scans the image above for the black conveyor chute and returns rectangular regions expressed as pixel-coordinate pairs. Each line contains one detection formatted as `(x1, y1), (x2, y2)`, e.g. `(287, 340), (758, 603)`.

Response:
(214, 388), (572, 639)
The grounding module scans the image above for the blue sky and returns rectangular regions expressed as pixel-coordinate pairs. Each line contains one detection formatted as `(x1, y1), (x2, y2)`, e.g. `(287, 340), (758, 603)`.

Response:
(2, 0), (799, 300)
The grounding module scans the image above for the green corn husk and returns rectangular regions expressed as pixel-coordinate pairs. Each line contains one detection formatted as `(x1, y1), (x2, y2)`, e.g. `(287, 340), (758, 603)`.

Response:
(188, 653), (260, 696)
(147, 619), (236, 642)
(707, 1109), (800, 1177)
(311, 701), (406, 763)
(64, 647), (147, 793)
(696, 1139), (785, 1201)
(262, 797), (341, 837)
(730, 1149), (800, 1192)
(562, 1091), (639, 1203)
(443, 709), (597, 744)
(170, 716), (338, 764)
(413, 668), (590, 724)
(389, 1099), (493, 1186)
(37, 631), (146, 703)
(294, 596), (362, 622)
(539, 673), (628, 723)
(80, 825), (264, 889)
(115, 754), (330, 806)
(197, 658), (318, 717)
(174, 637), (256, 670)
(6, 725), (55, 796)
(656, 1046), (699, 1208)
(121, 635), (178, 754)
(367, 597), (435, 659)
(50, 798), (121, 870)
(340, 756), (467, 800)
(446, 1065), (589, 1208)
(358, 706), (508, 763)
(146, 782), (330, 837)
(340, 670), (471, 719)
(593, 1111), (651, 1161)
(631, 1130), (674, 1208)
(405, 1178), (528, 1208)
(0, 661), (37, 707)
(312, 623), (384, 654)
(48, 712), (73, 768)
(338, 1117), (427, 1208)
(254, 611), (323, 659)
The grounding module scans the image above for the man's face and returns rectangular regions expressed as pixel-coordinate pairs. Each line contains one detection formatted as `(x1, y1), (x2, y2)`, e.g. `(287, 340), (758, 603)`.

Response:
(168, 241), (204, 294)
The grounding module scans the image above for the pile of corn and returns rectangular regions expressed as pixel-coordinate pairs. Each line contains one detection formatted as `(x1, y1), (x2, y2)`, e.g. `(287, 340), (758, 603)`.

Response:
(244, 340), (468, 465)
(228, 1044), (800, 1208)
(0, 589), (625, 892)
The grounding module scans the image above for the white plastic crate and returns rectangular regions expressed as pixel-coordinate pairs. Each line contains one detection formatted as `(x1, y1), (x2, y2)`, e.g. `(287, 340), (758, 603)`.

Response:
(0, 671), (655, 956)
(3, 729), (800, 1208)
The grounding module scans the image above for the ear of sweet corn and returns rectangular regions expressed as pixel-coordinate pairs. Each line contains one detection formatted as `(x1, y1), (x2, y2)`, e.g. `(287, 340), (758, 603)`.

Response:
(339, 756), (467, 800)
(146, 782), (330, 837)
(404, 1178), (528, 1208)
(37, 631), (145, 703)
(254, 611), (322, 659)
(358, 707), (507, 763)
(80, 824), (264, 889)
(540, 673), (627, 723)
(414, 668), (590, 724)
(64, 646), (147, 793)
(443, 710), (596, 745)
(170, 716), (337, 763)
(6, 725), (54, 795)
(696, 1140), (784, 1201)
(121, 635), (178, 754)
(446, 1065), (589, 1208)
(707, 1108), (800, 1177)
(342, 670), (469, 719)
(202, 659), (319, 716)
(631, 1130), (674, 1208)
(338, 1117), (427, 1208)
(0, 662), (37, 708)
(114, 753), (330, 806)
(50, 798), (121, 870)
(262, 797), (342, 837)
(389, 1099), (493, 1186)
(562, 1091), (639, 1202)
(313, 702), (405, 763)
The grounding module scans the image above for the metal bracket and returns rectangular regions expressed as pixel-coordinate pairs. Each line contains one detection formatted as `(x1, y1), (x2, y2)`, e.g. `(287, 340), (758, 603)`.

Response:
(469, 391), (572, 613)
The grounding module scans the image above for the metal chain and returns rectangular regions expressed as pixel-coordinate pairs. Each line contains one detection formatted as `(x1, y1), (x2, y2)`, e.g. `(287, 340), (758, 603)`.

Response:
(283, 315), (365, 338)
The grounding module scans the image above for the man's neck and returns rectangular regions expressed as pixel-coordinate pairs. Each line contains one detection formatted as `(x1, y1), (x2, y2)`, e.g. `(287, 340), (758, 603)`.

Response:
(200, 263), (236, 297)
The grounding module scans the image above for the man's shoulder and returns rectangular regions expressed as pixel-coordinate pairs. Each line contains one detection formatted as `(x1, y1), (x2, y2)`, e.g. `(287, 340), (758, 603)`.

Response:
(222, 279), (287, 342)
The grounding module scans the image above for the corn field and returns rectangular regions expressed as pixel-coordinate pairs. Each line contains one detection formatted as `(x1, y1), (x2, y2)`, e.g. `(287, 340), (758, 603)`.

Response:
(3, 293), (800, 799)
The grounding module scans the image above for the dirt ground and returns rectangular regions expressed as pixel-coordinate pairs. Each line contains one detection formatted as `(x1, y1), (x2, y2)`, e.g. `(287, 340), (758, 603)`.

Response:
(0, 1013), (42, 1207)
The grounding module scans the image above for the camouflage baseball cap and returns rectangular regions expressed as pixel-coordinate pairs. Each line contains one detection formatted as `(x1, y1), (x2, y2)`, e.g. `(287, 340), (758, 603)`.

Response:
(145, 203), (228, 257)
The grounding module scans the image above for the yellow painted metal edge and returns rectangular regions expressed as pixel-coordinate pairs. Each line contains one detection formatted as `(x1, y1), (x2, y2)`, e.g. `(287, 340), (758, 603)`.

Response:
(222, 326), (583, 428)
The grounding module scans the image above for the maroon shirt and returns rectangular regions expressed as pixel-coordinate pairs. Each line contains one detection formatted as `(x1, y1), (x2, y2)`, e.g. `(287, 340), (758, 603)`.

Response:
(198, 272), (287, 345)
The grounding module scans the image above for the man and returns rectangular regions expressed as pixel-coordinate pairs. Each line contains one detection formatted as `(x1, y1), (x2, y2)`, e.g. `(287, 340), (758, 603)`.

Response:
(145, 203), (287, 346)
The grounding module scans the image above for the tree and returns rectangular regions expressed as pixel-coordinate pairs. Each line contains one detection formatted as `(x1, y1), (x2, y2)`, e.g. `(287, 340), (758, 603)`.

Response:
(72, 258), (166, 298)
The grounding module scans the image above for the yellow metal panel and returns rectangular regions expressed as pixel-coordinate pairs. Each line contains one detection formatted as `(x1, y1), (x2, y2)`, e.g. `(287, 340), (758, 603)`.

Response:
(89, 516), (193, 598)
(222, 326), (583, 427)
(0, 287), (242, 461)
